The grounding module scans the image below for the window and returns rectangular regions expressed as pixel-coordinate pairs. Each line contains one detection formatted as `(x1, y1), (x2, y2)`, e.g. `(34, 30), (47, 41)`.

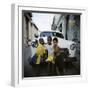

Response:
(59, 23), (62, 32)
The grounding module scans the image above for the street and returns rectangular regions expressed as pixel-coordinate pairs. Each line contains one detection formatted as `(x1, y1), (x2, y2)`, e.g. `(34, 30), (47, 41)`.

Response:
(24, 47), (80, 77)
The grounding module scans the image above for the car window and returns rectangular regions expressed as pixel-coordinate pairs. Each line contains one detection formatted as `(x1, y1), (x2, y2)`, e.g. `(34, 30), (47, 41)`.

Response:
(55, 32), (64, 38)
(40, 32), (53, 37)
(40, 32), (64, 38)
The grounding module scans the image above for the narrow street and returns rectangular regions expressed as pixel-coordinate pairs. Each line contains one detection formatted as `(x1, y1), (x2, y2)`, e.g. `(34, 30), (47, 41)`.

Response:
(24, 47), (80, 77)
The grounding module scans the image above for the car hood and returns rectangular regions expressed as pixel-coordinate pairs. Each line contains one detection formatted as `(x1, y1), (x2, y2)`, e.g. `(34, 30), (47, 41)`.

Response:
(58, 38), (76, 48)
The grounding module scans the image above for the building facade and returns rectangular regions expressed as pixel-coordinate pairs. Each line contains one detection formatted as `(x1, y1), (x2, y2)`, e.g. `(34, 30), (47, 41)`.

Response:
(22, 11), (38, 46)
(51, 14), (80, 43)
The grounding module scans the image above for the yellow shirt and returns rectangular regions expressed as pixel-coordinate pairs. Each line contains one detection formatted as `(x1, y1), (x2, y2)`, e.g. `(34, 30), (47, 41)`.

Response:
(47, 55), (54, 62)
(36, 44), (46, 64)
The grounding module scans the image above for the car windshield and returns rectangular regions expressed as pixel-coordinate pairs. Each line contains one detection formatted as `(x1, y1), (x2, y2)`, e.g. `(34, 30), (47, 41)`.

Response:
(40, 32), (64, 38)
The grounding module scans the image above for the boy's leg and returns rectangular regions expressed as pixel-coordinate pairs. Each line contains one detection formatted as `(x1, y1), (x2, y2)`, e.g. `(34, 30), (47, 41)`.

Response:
(47, 62), (52, 76)
(55, 55), (64, 75)
(51, 63), (57, 75)
(34, 64), (41, 76)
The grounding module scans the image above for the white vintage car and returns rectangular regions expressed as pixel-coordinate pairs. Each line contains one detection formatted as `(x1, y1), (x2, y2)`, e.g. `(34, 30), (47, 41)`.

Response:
(31, 31), (77, 62)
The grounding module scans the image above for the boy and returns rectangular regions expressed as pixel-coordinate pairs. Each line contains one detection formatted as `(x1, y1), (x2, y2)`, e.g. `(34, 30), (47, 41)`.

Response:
(53, 37), (64, 75)
(34, 38), (46, 76)
(45, 36), (55, 75)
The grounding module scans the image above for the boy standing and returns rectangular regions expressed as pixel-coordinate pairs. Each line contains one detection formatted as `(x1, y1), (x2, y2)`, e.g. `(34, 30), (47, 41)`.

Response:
(34, 38), (46, 76)
(53, 37), (64, 75)
(45, 36), (55, 75)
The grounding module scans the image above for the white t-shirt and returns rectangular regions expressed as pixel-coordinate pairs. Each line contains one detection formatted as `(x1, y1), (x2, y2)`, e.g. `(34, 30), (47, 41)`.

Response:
(45, 44), (54, 56)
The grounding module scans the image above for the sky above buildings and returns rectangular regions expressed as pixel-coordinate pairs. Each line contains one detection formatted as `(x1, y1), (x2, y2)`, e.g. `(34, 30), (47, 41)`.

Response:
(32, 13), (54, 32)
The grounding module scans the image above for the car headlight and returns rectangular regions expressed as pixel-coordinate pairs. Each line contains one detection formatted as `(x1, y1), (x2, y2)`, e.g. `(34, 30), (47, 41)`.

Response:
(70, 43), (76, 50)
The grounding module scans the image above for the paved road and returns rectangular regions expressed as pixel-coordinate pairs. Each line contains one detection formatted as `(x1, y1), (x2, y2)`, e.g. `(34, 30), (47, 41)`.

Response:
(24, 47), (80, 77)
